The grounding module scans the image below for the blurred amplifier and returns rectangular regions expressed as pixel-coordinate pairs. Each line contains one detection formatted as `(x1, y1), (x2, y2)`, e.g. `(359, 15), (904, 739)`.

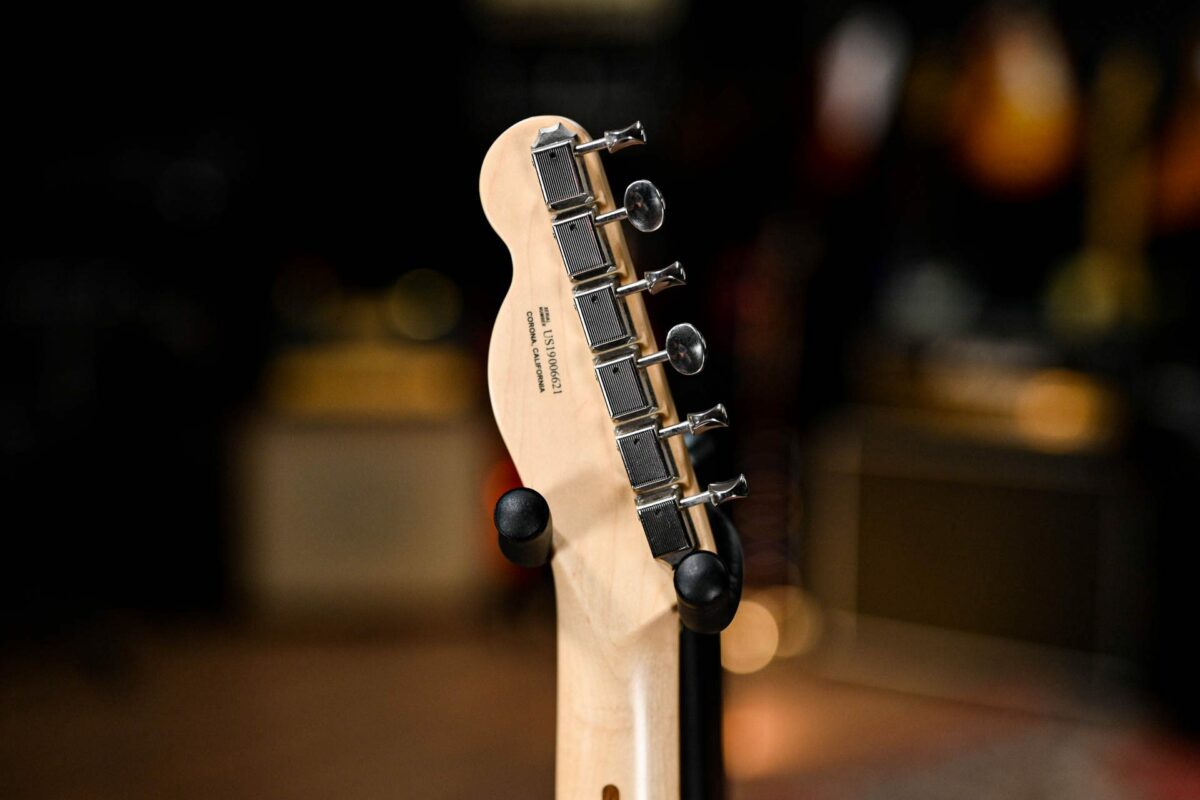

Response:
(235, 413), (493, 621)
(803, 408), (1148, 710)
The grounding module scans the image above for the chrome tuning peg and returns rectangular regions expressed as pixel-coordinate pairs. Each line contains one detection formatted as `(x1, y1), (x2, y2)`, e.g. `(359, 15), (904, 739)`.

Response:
(636, 475), (750, 564)
(552, 179), (666, 281)
(575, 122), (646, 154)
(573, 262), (686, 352)
(679, 475), (749, 509)
(593, 324), (707, 421)
(532, 121), (645, 211)
(660, 404), (728, 437)
(594, 180), (665, 233)
(638, 323), (706, 375)
(615, 261), (686, 297)
(615, 405), (730, 491)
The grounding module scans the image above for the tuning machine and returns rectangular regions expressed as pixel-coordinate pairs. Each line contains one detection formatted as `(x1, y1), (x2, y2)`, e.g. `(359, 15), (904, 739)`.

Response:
(552, 180), (665, 281)
(573, 262), (686, 351)
(531, 121), (646, 211)
(615, 404), (728, 491)
(593, 323), (707, 420)
(636, 475), (749, 564)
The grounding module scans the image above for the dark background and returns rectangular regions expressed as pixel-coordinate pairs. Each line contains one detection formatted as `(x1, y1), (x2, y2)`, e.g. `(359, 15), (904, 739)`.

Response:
(4, 4), (1200, 797)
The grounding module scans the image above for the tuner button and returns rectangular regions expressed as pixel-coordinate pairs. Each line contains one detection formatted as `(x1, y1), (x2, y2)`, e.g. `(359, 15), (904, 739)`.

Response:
(686, 403), (729, 434)
(643, 261), (686, 294)
(659, 404), (729, 439)
(665, 323), (706, 375)
(604, 121), (647, 152)
(679, 474), (749, 510)
(575, 121), (647, 155)
(635, 323), (707, 376)
(615, 261), (687, 298)
(594, 179), (666, 233)
(624, 180), (665, 232)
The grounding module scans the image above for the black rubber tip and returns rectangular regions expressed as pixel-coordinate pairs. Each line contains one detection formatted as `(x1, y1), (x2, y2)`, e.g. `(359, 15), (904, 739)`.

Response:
(673, 508), (743, 634)
(494, 487), (553, 568)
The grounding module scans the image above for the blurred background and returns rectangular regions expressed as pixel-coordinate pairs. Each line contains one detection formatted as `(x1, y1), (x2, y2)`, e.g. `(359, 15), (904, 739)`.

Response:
(4, 2), (1200, 797)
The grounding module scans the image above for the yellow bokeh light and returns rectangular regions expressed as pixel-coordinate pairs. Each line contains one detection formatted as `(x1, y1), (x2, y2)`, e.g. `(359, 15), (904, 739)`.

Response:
(1014, 368), (1110, 452)
(755, 585), (825, 659)
(720, 600), (780, 675)
(723, 691), (799, 780)
(385, 269), (463, 341)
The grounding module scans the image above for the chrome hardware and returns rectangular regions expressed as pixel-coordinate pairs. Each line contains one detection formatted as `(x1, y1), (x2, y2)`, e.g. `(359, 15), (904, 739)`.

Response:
(573, 263), (686, 352)
(594, 347), (658, 421)
(517, 116), (753, 575)
(615, 419), (679, 491)
(551, 180), (666, 281)
(552, 209), (613, 280)
(593, 325), (706, 420)
(615, 405), (729, 491)
(678, 475), (750, 509)
(635, 475), (749, 565)
(575, 121), (647, 154)
(574, 281), (634, 351)
(635, 490), (697, 564)
(531, 122), (645, 211)
(636, 323), (706, 376)
(658, 403), (729, 438)
(594, 180), (665, 233)
(615, 261), (686, 297)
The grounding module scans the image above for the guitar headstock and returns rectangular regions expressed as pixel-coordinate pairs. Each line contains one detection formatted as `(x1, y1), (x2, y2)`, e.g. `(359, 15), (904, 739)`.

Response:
(481, 116), (746, 638)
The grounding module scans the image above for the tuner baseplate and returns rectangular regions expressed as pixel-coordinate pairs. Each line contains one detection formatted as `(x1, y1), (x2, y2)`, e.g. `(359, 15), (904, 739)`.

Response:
(531, 123), (593, 211)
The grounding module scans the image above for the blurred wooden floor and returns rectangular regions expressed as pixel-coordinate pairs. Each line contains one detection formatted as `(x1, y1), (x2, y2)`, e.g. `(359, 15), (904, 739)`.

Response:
(1, 628), (557, 799)
(1, 626), (1197, 799)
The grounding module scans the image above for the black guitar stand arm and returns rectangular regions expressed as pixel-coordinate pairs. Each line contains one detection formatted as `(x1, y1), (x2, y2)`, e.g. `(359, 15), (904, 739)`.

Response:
(493, 487), (743, 635)
(493, 486), (741, 800)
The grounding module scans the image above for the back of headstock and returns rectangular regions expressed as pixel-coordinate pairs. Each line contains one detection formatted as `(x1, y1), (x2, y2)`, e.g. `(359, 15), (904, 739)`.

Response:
(480, 116), (746, 800)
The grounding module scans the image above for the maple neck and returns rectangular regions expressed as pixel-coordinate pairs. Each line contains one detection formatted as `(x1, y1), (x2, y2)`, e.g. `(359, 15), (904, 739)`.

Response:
(482, 114), (746, 799)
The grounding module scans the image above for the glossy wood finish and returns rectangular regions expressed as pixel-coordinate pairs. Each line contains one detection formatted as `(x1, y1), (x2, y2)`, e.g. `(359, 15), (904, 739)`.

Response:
(481, 116), (715, 800)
